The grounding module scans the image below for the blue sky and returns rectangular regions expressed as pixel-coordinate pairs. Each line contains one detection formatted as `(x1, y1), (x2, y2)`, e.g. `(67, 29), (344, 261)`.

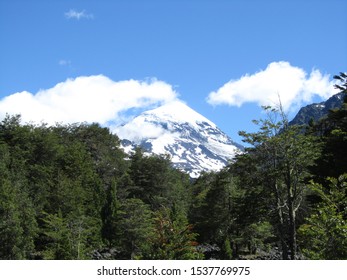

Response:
(1, 0), (346, 144)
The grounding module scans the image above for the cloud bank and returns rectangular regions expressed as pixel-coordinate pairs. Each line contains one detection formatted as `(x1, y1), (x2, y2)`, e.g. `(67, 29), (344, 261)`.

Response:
(207, 61), (338, 111)
(0, 75), (178, 126)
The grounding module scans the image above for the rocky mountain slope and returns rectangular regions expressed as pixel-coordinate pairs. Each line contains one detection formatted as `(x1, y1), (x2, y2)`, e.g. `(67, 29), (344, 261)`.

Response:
(289, 92), (345, 126)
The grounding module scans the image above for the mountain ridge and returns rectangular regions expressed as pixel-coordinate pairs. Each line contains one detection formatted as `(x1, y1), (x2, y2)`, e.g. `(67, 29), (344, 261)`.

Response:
(289, 92), (345, 126)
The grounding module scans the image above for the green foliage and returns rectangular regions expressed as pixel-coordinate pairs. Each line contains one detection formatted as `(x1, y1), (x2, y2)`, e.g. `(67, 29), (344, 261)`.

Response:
(223, 237), (233, 260)
(236, 105), (321, 259)
(118, 198), (154, 259)
(0, 115), (196, 259)
(238, 222), (274, 254)
(189, 170), (249, 259)
(0, 177), (24, 259)
(0, 80), (346, 261)
(298, 175), (347, 259)
(0, 136), (38, 259)
(150, 207), (202, 260)
(41, 211), (72, 259)
(128, 148), (189, 210)
(311, 106), (347, 180)
(101, 180), (120, 247)
(333, 72), (347, 94)
(41, 210), (97, 260)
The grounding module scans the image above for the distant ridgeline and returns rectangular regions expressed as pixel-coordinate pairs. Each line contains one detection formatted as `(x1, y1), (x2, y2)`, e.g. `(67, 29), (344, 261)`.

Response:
(289, 92), (345, 126)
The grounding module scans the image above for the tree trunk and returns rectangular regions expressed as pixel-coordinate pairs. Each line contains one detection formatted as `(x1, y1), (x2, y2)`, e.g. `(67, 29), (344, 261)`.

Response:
(277, 213), (289, 260)
(275, 182), (289, 260)
(288, 197), (297, 260)
(286, 169), (297, 260)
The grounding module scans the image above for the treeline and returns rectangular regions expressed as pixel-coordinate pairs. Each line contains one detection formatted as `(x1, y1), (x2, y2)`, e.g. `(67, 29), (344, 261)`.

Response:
(0, 117), (201, 259)
(0, 74), (346, 260)
(189, 73), (347, 260)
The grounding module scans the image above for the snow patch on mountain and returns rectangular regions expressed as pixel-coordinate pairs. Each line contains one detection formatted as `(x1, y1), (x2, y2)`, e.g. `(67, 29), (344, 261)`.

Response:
(115, 101), (243, 178)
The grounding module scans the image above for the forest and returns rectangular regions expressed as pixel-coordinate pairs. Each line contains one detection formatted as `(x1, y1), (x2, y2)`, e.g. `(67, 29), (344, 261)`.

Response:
(0, 73), (346, 260)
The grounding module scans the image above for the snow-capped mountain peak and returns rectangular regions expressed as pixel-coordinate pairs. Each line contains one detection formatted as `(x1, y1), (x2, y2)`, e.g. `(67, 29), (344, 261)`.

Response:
(116, 101), (242, 178)
(142, 101), (215, 127)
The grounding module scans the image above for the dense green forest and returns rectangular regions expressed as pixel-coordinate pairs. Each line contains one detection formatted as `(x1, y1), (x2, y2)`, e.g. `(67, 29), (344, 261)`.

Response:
(0, 74), (346, 260)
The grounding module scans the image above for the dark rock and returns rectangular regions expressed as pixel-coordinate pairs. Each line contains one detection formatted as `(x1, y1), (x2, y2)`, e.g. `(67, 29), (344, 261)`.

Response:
(289, 93), (344, 126)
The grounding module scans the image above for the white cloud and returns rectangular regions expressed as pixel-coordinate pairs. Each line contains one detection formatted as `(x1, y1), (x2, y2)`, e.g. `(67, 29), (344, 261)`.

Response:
(58, 59), (71, 66)
(207, 61), (338, 112)
(0, 75), (178, 126)
(65, 9), (94, 20)
(114, 121), (167, 143)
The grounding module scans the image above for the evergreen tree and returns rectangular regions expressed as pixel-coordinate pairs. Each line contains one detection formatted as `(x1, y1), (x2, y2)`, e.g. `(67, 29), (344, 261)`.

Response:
(298, 174), (347, 259)
(150, 206), (202, 260)
(0, 146), (23, 259)
(41, 210), (72, 259)
(310, 95), (347, 181)
(0, 141), (38, 259)
(189, 170), (244, 258)
(118, 198), (154, 259)
(128, 147), (190, 211)
(101, 180), (120, 247)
